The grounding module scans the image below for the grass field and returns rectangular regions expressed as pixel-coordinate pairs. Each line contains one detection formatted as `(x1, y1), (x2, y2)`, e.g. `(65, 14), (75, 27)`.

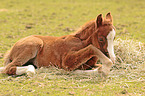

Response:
(0, 0), (145, 96)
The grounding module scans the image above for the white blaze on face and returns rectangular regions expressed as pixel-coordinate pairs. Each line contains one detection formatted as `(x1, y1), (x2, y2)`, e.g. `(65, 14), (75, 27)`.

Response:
(107, 29), (116, 63)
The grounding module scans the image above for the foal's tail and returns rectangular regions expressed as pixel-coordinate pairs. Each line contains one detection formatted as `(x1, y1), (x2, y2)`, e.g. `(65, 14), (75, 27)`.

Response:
(3, 50), (11, 66)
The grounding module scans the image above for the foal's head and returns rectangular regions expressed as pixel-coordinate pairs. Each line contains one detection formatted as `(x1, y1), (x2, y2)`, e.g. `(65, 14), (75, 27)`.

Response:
(92, 13), (116, 63)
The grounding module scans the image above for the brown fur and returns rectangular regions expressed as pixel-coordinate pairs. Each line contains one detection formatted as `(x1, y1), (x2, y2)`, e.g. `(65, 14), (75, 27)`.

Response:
(2, 13), (115, 75)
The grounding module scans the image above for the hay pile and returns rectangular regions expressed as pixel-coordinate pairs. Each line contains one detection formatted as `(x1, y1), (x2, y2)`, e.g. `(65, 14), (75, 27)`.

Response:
(114, 38), (145, 70)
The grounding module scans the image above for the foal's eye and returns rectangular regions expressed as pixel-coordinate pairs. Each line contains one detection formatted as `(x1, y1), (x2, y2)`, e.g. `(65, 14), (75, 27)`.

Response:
(98, 38), (104, 42)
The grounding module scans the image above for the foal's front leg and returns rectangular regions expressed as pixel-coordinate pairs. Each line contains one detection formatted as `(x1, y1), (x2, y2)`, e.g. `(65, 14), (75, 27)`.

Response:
(62, 45), (113, 76)
(62, 45), (97, 71)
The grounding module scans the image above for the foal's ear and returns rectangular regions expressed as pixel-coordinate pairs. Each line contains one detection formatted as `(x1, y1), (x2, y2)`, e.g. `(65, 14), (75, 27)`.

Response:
(106, 12), (113, 22)
(96, 14), (103, 28)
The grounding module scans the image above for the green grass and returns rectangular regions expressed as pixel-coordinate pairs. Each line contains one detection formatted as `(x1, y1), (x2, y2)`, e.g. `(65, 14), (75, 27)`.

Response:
(0, 0), (145, 96)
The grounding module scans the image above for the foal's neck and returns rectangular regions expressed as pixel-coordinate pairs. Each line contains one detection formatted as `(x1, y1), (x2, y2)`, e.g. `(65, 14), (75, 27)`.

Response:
(74, 20), (96, 47)
(74, 20), (95, 40)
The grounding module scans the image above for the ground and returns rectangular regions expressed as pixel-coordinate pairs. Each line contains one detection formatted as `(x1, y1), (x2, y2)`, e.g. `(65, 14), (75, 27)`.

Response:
(0, 0), (145, 96)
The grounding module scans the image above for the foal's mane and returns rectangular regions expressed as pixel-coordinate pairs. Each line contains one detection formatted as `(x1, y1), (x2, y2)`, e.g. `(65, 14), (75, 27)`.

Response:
(74, 19), (96, 40)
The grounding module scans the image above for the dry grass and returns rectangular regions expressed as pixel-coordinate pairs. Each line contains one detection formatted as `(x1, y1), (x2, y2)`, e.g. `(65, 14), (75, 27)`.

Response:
(113, 38), (145, 72)
(114, 38), (144, 66)
(108, 38), (145, 84)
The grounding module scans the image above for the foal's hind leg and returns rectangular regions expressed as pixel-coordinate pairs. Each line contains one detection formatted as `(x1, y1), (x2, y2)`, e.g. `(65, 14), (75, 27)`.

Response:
(2, 36), (43, 75)
(2, 47), (39, 75)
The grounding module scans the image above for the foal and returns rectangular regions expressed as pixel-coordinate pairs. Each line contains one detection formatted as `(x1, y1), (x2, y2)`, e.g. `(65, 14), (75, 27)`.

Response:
(0, 12), (116, 76)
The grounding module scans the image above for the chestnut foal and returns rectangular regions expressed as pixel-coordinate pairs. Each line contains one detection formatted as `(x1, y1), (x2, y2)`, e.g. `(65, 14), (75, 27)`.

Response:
(0, 12), (116, 76)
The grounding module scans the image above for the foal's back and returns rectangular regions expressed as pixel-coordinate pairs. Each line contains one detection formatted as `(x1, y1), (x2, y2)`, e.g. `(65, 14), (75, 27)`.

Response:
(8, 35), (83, 68)
(34, 35), (83, 68)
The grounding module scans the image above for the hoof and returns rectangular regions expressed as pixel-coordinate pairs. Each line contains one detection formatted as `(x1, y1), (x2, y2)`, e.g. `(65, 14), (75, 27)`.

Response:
(98, 66), (110, 77)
